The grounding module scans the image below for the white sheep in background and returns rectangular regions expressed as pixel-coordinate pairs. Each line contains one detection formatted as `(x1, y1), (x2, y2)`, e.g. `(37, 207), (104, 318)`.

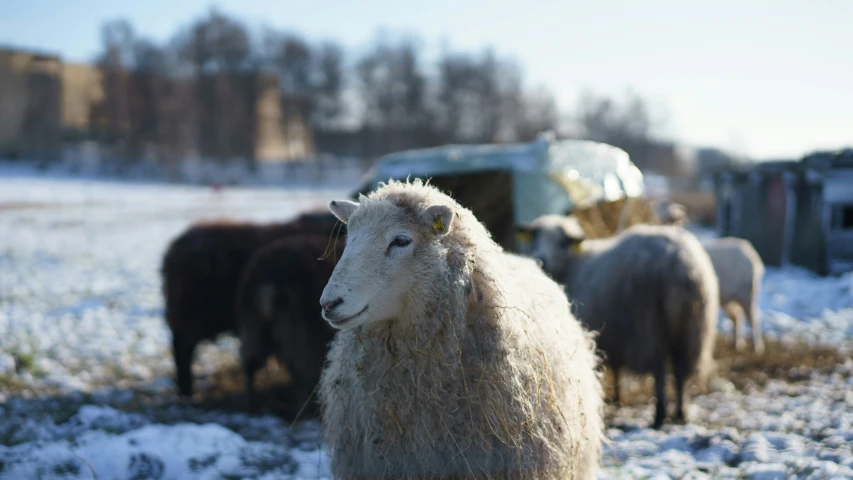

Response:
(652, 199), (690, 227)
(702, 236), (766, 354)
(521, 214), (719, 429)
(317, 179), (604, 480)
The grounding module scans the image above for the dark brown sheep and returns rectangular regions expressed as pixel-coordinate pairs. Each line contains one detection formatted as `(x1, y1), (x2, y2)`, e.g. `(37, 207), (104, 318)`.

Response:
(161, 209), (344, 397)
(235, 233), (344, 414)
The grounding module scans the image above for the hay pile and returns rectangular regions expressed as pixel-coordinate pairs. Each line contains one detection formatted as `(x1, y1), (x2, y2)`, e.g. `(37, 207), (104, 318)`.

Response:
(570, 197), (658, 239)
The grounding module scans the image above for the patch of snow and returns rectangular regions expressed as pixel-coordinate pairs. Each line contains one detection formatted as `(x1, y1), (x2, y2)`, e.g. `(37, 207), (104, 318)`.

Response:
(0, 352), (15, 376)
(754, 266), (853, 351)
(0, 176), (351, 394)
(0, 399), (331, 479)
(2, 175), (853, 479)
(1, 419), (328, 479)
(602, 366), (853, 479)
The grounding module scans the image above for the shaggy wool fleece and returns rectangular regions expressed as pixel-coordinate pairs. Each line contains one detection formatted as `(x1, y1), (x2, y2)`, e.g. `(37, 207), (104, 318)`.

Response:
(318, 179), (604, 480)
(526, 215), (719, 428)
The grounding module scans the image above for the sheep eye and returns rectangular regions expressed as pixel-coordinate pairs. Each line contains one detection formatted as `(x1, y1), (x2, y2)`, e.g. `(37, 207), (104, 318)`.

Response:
(389, 236), (412, 248)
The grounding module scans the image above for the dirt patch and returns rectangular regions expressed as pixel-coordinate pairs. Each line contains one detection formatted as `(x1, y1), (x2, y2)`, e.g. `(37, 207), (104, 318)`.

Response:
(601, 336), (849, 411)
(712, 336), (845, 388)
(191, 356), (322, 420)
(4, 334), (845, 425)
(205, 356), (291, 398)
(0, 202), (55, 212)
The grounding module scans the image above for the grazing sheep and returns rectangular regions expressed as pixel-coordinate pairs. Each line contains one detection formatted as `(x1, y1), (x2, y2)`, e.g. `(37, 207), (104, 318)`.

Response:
(522, 214), (718, 429)
(235, 233), (342, 414)
(161, 209), (344, 397)
(318, 179), (604, 479)
(702, 237), (765, 354)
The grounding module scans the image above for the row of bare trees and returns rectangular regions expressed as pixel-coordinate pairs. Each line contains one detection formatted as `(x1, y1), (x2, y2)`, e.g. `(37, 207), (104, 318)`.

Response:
(88, 8), (681, 174)
(94, 15), (272, 167)
(88, 9), (564, 166)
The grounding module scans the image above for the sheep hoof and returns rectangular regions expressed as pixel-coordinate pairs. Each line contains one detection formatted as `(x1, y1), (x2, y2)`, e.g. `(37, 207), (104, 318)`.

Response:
(754, 342), (766, 356)
(652, 410), (666, 430)
(735, 339), (747, 352)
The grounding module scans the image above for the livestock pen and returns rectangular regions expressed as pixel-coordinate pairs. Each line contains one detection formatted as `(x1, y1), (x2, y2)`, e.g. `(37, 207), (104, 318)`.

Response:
(353, 133), (649, 252)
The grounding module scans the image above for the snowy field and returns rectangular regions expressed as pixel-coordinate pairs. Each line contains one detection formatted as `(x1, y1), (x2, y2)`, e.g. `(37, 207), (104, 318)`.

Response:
(1, 173), (852, 479)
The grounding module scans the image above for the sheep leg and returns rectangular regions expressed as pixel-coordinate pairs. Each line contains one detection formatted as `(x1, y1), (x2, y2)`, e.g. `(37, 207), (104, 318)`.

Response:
(243, 357), (264, 411)
(172, 332), (196, 397)
(747, 303), (765, 355)
(725, 303), (746, 352)
(288, 370), (321, 420)
(671, 350), (689, 424)
(611, 365), (621, 406)
(652, 361), (667, 429)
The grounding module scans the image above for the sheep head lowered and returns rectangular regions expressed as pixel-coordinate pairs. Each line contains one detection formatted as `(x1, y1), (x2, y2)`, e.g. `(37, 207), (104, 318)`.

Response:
(319, 197), (454, 330)
(520, 214), (587, 278)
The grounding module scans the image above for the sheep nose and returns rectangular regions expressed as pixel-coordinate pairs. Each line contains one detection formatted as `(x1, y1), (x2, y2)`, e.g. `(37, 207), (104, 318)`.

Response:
(322, 297), (344, 314)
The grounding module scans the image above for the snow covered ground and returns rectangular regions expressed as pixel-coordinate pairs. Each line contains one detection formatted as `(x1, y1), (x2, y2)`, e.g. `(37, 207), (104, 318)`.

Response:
(1, 174), (852, 479)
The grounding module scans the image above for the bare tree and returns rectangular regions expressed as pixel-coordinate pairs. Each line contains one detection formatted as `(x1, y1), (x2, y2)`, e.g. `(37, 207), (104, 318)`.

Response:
(20, 56), (62, 164)
(577, 90), (657, 145)
(87, 13), (579, 171)
(262, 31), (315, 134)
(126, 38), (168, 160)
(96, 19), (135, 152)
(434, 48), (544, 144)
(175, 9), (258, 164)
(356, 34), (430, 156)
(514, 87), (559, 142)
(576, 90), (677, 175)
(312, 42), (345, 130)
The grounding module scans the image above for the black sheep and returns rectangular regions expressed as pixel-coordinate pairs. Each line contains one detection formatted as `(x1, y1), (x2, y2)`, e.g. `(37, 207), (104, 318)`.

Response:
(161, 209), (344, 397)
(235, 233), (343, 414)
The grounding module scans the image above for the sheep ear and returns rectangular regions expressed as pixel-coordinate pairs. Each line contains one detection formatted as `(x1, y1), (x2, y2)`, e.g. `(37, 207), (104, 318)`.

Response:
(424, 204), (453, 236)
(515, 223), (534, 243)
(570, 239), (584, 254)
(328, 200), (359, 224)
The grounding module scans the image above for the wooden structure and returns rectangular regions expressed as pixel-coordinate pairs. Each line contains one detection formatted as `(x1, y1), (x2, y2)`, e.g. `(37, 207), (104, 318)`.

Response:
(713, 148), (853, 275)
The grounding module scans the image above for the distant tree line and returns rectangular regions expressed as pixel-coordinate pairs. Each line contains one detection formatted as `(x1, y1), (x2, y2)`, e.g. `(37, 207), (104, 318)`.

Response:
(87, 9), (555, 167)
(88, 8), (681, 174)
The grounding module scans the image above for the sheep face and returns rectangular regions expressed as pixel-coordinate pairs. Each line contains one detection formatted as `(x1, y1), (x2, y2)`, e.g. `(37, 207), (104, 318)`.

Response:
(521, 214), (586, 277)
(319, 198), (453, 329)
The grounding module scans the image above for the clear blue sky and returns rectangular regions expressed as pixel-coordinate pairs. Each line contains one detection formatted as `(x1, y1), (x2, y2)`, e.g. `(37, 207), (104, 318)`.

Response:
(1, 0), (851, 159)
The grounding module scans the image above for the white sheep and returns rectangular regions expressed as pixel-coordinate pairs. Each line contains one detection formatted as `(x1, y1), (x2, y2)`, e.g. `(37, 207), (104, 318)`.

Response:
(652, 199), (689, 227)
(702, 237), (766, 354)
(317, 179), (604, 480)
(521, 214), (719, 429)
